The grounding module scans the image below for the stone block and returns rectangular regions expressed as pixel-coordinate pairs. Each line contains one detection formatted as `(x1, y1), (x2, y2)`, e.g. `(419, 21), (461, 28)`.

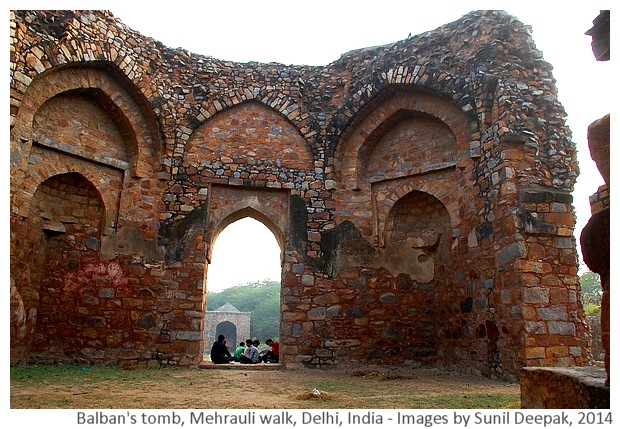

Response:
(313, 291), (339, 306)
(496, 242), (526, 264)
(307, 307), (326, 320)
(524, 347), (545, 359)
(547, 321), (575, 336)
(174, 331), (201, 341)
(523, 288), (549, 304)
(379, 293), (396, 303)
(536, 306), (567, 321)
(520, 367), (609, 408)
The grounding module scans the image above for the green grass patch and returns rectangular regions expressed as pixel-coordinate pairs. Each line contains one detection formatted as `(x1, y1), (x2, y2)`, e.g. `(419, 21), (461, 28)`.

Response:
(10, 364), (185, 384)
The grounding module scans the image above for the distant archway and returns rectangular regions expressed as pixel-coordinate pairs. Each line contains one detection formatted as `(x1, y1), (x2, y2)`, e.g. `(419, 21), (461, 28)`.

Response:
(215, 321), (237, 351)
(204, 303), (251, 360)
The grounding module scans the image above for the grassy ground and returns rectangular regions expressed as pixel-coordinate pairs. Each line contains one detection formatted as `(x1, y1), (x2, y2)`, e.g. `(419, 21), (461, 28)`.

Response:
(10, 364), (520, 409)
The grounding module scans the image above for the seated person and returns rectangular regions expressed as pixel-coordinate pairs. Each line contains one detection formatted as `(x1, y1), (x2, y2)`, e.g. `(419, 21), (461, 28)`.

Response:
(233, 342), (246, 362)
(239, 338), (260, 364)
(260, 338), (280, 363)
(210, 334), (232, 364)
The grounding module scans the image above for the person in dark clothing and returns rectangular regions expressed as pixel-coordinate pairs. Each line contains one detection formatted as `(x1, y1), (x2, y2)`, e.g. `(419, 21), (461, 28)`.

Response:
(210, 334), (232, 364)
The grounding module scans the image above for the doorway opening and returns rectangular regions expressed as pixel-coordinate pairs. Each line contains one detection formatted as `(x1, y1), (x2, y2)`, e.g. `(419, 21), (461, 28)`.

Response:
(203, 217), (282, 362)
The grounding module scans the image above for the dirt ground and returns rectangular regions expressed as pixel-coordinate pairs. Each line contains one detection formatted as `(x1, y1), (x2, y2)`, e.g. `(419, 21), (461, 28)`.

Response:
(10, 365), (521, 409)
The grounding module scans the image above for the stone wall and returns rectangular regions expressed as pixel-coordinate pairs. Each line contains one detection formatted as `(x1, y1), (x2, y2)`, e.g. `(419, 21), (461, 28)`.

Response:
(586, 316), (604, 362)
(10, 10), (591, 377)
(204, 305), (251, 358)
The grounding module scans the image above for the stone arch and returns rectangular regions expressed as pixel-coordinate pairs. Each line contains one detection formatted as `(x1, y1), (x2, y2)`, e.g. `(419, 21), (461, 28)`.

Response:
(33, 89), (133, 169)
(204, 185), (289, 268)
(334, 86), (473, 191)
(372, 175), (461, 248)
(20, 152), (122, 236)
(215, 321), (237, 349)
(194, 89), (315, 143)
(328, 65), (478, 153)
(30, 171), (106, 239)
(185, 100), (314, 173)
(207, 206), (284, 266)
(12, 63), (162, 180)
(11, 63), (164, 237)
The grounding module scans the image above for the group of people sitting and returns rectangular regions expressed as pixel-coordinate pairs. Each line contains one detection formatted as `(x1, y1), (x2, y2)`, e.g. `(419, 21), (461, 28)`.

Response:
(210, 334), (279, 364)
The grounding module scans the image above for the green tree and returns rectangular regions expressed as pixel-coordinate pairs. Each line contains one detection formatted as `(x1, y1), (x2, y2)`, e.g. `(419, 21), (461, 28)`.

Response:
(580, 271), (601, 316)
(207, 279), (280, 340)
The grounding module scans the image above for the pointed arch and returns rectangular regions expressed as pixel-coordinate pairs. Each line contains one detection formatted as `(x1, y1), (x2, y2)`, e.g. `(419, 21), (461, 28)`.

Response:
(334, 87), (473, 191)
(185, 100), (314, 173)
(12, 63), (163, 179)
(194, 88), (315, 143)
(204, 185), (290, 266)
(30, 172), (106, 235)
(207, 206), (284, 266)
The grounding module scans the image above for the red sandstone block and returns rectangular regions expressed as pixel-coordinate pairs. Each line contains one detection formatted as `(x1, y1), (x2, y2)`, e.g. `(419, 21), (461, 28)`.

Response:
(516, 259), (552, 274)
(544, 212), (575, 226)
(546, 345), (569, 358)
(527, 243), (546, 259)
(501, 148), (524, 160)
(525, 347), (545, 359)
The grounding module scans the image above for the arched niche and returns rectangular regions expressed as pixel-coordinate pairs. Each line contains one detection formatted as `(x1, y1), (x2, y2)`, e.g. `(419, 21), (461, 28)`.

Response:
(364, 110), (457, 183)
(12, 63), (162, 181)
(215, 321), (238, 352)
(32, 89), (134, 171)
(383, 190), (452, 283)
(185, 100), (313, 172)
(335, 88), (471, 191)
(11, 63), (163, 236)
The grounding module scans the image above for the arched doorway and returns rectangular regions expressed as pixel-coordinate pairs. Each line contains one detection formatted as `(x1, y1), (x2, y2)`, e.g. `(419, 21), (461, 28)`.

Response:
(203, 208), (284, 363)
(215, 321), (237, 351)
(207, 217), (281, 292)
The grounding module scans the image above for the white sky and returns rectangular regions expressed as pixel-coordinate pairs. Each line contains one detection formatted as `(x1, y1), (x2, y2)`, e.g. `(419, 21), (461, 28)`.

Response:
(9, 1), (614, 290)
(207, 218), (281, 291)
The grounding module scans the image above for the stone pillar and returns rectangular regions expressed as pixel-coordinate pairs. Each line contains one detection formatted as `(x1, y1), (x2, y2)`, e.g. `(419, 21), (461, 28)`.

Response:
(580, 115), (610, 386)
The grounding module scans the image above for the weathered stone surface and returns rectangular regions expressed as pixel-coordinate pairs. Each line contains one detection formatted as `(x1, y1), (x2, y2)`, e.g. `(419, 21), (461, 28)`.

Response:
(9, 10), (588, 378)
(520, 367), (609, 408)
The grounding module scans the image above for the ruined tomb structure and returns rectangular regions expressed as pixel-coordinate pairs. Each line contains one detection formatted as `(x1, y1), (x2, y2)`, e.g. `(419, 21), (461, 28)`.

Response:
(10, 10), (592, 378)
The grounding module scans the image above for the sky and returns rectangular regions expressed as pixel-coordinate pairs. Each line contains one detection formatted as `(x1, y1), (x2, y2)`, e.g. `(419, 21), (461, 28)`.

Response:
(9, 1), (614, 290)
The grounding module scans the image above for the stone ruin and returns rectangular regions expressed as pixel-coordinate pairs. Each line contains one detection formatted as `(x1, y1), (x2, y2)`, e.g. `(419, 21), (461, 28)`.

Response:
(519, 10), (610, 409)
(10, 10), (593, 379)
(203, 303), (251, 356)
